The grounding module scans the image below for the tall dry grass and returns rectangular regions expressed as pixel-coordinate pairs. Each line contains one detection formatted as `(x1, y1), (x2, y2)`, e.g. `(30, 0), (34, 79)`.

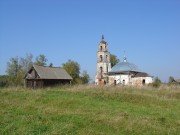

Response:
(0, 84), (179, 134)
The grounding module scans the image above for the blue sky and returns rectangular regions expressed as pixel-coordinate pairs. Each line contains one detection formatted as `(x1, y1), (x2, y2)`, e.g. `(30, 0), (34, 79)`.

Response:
(0, 0), (180, 82)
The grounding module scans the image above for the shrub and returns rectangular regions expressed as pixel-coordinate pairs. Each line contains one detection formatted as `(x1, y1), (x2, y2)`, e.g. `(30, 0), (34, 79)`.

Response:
(0, 75), (9, 87)
(152, 77), (161, 88)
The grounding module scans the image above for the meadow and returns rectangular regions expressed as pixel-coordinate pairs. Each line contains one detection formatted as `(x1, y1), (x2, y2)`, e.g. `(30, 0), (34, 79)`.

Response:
(0, 85), (180, 135)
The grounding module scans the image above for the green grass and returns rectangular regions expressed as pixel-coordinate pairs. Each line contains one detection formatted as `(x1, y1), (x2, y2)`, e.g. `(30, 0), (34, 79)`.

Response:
(0, 85), (180, 135)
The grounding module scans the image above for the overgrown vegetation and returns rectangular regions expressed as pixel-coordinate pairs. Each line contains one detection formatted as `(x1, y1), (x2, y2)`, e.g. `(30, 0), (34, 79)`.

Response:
(2, 55), (90, 87)
(0, 85), (179, 134)
(110, 54), (119, 67)
(62, 59), (90, 84)
(0, 75), (9, 87)
(152, 77), (161, 88)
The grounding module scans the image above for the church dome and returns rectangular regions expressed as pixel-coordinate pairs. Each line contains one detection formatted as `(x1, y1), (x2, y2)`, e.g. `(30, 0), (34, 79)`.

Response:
(110, 61), (140, 73)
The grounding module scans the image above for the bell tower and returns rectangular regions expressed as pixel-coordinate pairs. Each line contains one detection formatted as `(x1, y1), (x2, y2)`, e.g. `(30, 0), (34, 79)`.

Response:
(95, 35), (111, 85)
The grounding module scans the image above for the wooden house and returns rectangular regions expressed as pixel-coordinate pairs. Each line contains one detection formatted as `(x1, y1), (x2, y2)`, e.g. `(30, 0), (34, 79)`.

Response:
(24, 65), (72, 88)
(172, 79), (180, 84)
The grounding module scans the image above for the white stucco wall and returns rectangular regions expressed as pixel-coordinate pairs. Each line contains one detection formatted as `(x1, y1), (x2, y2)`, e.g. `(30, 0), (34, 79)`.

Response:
(132, 77), (153, 86)
(145, 77), (153, 84)
(109, 74), (153, 86)
(109, 74), (131, 85)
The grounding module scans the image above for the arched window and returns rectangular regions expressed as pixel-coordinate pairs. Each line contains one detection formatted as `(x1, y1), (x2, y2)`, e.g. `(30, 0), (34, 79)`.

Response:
(142, 79), (145, 85)
(100, 67), (103, 72)
(100, 55), (103, 62)
(106, 55), (108, 62)
(114, 80), (116, 85)
(123, 80), (125, 85)
(100, 46), (102, 51)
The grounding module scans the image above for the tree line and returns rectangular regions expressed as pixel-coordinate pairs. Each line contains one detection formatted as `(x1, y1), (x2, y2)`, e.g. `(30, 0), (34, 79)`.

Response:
(0, 54), (91, 87)
(1, 53), (168, 87)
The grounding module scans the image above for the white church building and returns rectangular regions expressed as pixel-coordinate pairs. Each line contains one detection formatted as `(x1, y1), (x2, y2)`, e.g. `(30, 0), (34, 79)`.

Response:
(95, 35), (153, 86)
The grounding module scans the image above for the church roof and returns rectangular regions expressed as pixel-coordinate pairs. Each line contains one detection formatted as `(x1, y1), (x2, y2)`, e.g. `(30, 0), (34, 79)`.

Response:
(133, 72), (150, 77)
(100, 40), (107, 44)
(109, 61), (140, 73)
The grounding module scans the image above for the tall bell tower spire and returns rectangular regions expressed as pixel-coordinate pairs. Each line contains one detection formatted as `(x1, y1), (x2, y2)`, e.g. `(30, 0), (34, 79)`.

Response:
(95, 35), (111, 85)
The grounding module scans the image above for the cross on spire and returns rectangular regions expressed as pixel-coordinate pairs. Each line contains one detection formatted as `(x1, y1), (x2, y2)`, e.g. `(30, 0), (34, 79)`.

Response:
(123, 51), (127, 62)
(102, 34), (104, 40)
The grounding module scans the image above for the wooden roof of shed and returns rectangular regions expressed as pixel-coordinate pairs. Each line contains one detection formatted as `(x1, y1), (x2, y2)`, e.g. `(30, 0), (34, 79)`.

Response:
(26, 65), (72, 80)
(174, 79), (180, 83)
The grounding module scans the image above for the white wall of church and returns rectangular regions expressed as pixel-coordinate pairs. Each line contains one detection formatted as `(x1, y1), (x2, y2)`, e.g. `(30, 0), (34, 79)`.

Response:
(109, 75), (131, 85)
(109, 75), (153, 86)
(145, 77), (153, 84)
(132, 77), (153, 86)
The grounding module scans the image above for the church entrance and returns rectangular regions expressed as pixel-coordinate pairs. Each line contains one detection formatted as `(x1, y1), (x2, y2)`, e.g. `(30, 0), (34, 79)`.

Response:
(114, 80), (116, 85)
(142, 79), (145, 85)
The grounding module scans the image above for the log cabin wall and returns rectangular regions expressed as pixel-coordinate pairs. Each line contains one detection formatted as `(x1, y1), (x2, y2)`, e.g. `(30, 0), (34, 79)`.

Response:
(26, 79), (71, 88)
(26, 79), (43, 89)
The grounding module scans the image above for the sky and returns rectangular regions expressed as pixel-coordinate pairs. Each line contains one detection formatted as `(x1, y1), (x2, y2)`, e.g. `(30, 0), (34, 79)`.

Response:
(0, 0), (180, 82)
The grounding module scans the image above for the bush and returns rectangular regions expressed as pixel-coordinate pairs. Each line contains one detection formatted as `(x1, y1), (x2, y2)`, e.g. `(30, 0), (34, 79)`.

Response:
(152, 77), (161, 88)
(0, 75), (9, 87)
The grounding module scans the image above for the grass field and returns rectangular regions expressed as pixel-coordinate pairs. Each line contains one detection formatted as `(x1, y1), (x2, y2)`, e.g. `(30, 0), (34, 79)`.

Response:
(0, 85), (180, 135)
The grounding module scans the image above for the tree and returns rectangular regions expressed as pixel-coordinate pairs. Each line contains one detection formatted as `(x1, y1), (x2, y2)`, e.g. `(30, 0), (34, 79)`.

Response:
(6, 54), (49, 86)
(6, 56), (24, 86)
(62, 60), (91, 84)
(49, 63), (53, 67)
(110, 54), (119, 67)
(62, 60), (80, 82)
(34, 54), (48, 66)
(169, 76), (174, 83)
(152, 77), (161, 88)
(6, 56), (20, 76)
(81, 70), (90, 84)
(0, 75), (9, 87)
(20, 53), (33, 74)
